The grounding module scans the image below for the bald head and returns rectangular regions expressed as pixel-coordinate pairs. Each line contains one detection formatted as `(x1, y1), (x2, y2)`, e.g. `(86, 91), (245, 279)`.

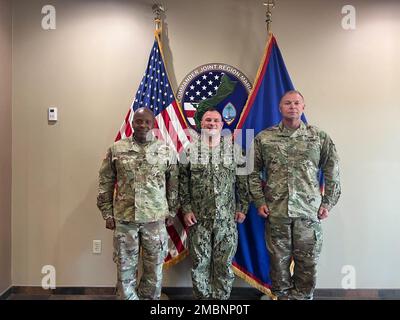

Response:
(132, 107), (155, 143)
(133, 107), (155, 121)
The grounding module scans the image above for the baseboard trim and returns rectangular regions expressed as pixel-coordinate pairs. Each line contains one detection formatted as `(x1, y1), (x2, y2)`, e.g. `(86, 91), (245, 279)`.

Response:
(10, 286), (116, 296)
(2, 286), (261, 299)
(2, 286), (400, 299)
(315, 288), (400, 299)
(162, 287), (263, 299)
(0, 286), (12, 300)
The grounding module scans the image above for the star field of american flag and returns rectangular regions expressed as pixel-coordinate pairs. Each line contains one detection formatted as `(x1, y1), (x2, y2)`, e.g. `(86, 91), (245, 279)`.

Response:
(115, 35), (189, 265)
(182, 72), (225, 128)
(183, 72), (225, 103)
(133, 44), (173, 113)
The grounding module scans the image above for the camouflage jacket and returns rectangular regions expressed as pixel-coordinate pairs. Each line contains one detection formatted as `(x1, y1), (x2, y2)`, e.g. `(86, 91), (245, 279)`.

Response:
(249, 121), (341, 221)
(97, 137), (178, 223)
(179, 136), (249, 221)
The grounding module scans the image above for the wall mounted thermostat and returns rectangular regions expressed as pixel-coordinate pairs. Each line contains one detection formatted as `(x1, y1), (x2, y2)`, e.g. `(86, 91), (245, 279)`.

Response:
(48, 107), (58, 121)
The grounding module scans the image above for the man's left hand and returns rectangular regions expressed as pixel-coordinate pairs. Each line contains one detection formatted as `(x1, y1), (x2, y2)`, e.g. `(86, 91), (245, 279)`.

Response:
(235, 212), (246, 224)
(318, 207), (329, 220)
(166, 216), (174, 226)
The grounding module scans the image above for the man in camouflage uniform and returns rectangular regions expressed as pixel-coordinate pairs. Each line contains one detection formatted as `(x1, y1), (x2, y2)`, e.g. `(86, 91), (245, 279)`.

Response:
(249, 91), (341, 300)
(97, 108), (178, 300)
(179, 108), (249, 300)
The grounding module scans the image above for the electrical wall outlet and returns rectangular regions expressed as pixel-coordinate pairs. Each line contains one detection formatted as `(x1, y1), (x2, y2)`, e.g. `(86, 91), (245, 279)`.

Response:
(93, 240), (102, 254)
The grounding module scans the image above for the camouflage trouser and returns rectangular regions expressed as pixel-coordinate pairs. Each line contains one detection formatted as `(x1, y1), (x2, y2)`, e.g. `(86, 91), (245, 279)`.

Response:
(113, 220), (167, 300)
(188, 219), (238, 300)
(266, 217), (323, 300)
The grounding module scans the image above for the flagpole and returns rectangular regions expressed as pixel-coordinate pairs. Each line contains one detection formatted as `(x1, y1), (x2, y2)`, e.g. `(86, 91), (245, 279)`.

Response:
(263, 0), (275, 35)
(151, 3), (190, 131)
(152, 3), (171, 301)
(152, 3), (164, 37)
(260, 1), (276, 300)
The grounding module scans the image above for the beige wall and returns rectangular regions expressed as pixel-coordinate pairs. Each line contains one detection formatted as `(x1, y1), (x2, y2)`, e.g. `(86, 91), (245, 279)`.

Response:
(0, 0), (12, 295)
(11, 0), (400, 289)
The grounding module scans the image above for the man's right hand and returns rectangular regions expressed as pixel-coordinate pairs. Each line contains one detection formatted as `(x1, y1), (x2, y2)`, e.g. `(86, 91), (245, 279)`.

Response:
(183, 212), (197, 227)
(105, 217), (115, 230)
(257, 205), (270, 218)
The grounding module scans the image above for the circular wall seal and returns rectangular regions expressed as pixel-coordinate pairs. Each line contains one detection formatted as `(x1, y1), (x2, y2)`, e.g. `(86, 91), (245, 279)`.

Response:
(177, 63), (252, 131)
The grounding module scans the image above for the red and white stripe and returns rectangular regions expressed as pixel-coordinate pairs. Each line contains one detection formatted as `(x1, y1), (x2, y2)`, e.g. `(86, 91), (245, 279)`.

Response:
(183, 102), (197, 128)
(166, 211), (188, 261)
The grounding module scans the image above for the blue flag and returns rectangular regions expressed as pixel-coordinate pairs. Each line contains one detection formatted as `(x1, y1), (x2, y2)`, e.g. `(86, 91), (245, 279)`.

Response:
(232, 34), (296, 295)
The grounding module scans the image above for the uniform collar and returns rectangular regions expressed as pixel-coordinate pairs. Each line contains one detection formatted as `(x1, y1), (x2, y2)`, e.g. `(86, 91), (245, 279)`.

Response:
(192, 135), (234, 156)
(278, 121), (307, 137)
(130, 134), (156, 151)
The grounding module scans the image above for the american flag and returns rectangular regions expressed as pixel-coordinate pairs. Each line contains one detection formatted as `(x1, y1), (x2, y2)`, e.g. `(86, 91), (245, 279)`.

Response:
(115, 33), (190, 266)
(182, 72), (224, 128)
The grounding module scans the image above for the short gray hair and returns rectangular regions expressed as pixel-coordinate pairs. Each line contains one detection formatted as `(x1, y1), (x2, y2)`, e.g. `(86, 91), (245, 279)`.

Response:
(279, 90), (305, 105)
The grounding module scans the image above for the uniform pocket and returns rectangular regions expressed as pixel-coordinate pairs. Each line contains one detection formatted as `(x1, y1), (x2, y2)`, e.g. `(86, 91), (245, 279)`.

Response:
(293, 219), (323, 259)
(190, 164), (206, 183)
(158, 222), (168, 261)
(115, 153), (136, 180)
(191, 163), (205, 172)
